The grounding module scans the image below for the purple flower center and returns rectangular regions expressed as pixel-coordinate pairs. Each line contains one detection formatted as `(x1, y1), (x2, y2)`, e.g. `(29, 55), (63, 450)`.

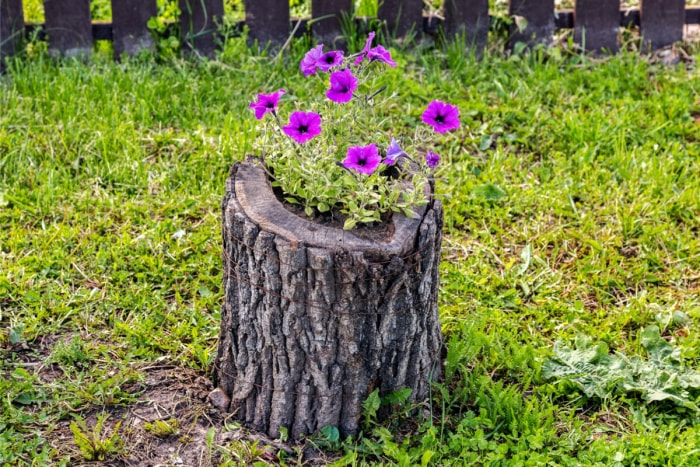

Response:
(298, 125), (308, 133)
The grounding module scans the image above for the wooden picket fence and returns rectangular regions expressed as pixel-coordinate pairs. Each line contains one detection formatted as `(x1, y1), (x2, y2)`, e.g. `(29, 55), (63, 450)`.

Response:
(1, 0), (700, 63)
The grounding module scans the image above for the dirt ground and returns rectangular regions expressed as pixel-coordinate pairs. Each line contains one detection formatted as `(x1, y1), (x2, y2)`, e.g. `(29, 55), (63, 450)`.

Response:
(47, 366), (229, 466)
(6, 333), (331, 466)
(45, 363), (333, 466)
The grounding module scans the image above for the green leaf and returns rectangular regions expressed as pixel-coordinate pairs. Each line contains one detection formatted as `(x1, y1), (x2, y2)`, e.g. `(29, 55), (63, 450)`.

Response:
(278, 426), (288, 443)
(640, 325), (679, 364)
(343, 218), (357, 230)
(320, 425), (339, 444)
(70, 419), (97, 461)
(516, 244), (532, 276)
(362, 388), (381, 425)
(479, 135), (493, 151)
(542, 336), (619, 399)
(472, 184), (507, 201)
(9, 326), (23, 344)
(13, 393), (35, 405)
(383, 387), (412, 405)
(401, 207), (417, 219)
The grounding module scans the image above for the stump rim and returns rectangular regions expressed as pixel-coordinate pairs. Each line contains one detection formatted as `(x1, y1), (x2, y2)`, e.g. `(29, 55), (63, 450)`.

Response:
(229, 160), (430, 255)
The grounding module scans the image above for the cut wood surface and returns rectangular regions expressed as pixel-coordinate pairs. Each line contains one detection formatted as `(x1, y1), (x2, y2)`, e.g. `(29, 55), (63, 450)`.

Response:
(213, 161), (444, 439)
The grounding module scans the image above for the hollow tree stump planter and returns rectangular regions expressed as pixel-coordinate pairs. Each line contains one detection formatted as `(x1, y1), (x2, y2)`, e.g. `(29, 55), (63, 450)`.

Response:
(212, 161), (444, 440)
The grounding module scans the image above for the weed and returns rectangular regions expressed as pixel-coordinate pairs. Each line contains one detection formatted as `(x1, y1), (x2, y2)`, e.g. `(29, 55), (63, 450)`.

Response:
(217, 439), (268, 465)
(69, 414), (123, 461)
(544, 326), (700, 415)
(143, 418), (180, 438)
(50, 335), (93, 370)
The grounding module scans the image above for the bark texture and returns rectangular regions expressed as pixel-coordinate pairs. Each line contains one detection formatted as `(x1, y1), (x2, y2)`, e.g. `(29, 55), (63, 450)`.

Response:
(213, 161), (443, 439)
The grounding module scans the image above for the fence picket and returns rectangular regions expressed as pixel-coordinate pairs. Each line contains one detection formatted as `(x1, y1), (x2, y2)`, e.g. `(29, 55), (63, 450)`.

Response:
(112, 0), (157, 59)
(378, 0), (423, 38)
(311, 0), (352, 45)
(640, 0), (685, 50)
(245, 0), (289, 45)
(443, 0), (489, 54)
(1, 0), (25, 66)
(574, 0), (620, 53)
(43, 0), (93, 56)
(508, 0), (555, 49)
(179, 0), (224, 57)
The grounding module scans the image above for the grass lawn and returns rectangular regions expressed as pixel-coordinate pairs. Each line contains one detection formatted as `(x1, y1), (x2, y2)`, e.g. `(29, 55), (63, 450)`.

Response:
(2, 31), (700, 465)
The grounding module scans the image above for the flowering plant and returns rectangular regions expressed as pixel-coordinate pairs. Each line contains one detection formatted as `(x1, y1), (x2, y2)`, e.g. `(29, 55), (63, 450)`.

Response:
(249, 32), (460, 230)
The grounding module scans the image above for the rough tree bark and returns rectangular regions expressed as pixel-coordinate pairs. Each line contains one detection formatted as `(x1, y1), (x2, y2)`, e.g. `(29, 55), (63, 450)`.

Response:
(212, 161), (443, 440)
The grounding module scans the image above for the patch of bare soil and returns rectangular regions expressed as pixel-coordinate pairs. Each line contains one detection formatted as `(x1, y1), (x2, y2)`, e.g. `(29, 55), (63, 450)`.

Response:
(1, 332), (326, 465)
(45, 365), (324, 466)
(47, 366), (216, 466)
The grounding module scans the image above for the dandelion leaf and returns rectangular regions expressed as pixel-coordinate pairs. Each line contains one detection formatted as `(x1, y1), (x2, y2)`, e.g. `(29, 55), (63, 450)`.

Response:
(544, 326), (700, 414)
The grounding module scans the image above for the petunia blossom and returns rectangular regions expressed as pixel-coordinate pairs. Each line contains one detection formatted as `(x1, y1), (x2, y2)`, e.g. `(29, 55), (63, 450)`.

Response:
(384, 137), (408, 165)
(249, 89), (286, 120)
(317, 50), (345, 72)
(326, 69), (358, 104)
(367, 45), (397, 67)
(300, 44), (324, 76)
(422, 100), (460, 133)
(282, 111), (322, 144)
(425, 151), (440, 168)
(343, 143), (381, 175)
(353, 31), (376, 65)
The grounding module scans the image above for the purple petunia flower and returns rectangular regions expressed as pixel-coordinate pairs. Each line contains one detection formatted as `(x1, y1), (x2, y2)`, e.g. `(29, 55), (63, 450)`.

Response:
(354, 32), (396, 67)
(422, 100), (460, 133)
(300, 44), (324, 76)
(367, 45), (397, 67)
(354, 31), (376, 66)
(317, 50), (345, 72)
(326, 69), (358, 104)
(249, 89), (286, 120)
(282, 111), (322, 144)
(384, 137), (408, 165)
(343, 143), (381, 175)
(425, 151), (440, 168)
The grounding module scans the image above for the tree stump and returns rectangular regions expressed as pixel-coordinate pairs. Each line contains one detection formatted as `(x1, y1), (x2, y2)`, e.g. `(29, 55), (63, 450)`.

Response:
(212, 161), (444, 440)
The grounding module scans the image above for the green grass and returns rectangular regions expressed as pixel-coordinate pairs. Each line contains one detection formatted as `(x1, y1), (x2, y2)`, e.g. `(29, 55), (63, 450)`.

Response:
(2, 32), (700, 465)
